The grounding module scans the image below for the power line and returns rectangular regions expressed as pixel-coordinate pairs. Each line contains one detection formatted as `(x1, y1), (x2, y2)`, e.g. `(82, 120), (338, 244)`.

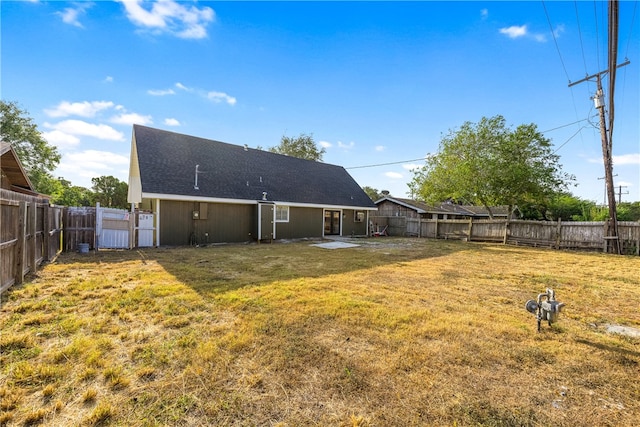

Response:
(344, 117), (593, 170)
(542, 0), (571, 83)
(623, 0), (638, 58)
(541, 118), (590, 133)
(574, 1), (589, 75)
(346, 158), (426, 170)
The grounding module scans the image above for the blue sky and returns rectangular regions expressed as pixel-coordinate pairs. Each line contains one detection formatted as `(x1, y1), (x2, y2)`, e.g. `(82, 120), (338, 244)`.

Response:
(2, 0), (638, 203)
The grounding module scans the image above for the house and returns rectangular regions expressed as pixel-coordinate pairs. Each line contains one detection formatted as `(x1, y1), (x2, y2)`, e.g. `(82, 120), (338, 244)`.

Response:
(374, 196), (515, 220)
(127, 125), (377, 246)
(1, 141), (41, 197)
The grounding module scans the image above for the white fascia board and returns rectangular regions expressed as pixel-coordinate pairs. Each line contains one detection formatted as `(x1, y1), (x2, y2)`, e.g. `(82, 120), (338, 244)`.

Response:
(142, 192), (257, 205)
(273, 200), (378, 211)
(141, 193), (377, 210)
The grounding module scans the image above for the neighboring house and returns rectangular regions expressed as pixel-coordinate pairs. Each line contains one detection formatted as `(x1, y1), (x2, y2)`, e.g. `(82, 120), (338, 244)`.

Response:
(127, 125), (377, 246)
(1, 142), (45, 198)
(374, 196), (515, 219)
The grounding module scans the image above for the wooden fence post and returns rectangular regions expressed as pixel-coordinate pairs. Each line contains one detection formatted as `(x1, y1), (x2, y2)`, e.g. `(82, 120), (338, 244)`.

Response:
(43, 205), (50, 262)
(14, 201), (26, 286)
(555, 218), (562, 250)
(502, 218), (510, 244)
(30, 201), (37, 274)
(467, 217), (473, 242)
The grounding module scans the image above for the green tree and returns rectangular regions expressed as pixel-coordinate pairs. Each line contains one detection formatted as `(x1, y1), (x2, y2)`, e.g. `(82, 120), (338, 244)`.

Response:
(1, 100), (61, 193)
(52, 178), (94, 207)
(617, 202), (640, 221)
(92, 176), (128, 209)
(409, 115), (574, 218)
(269, 133), (325, 161)
(362, 186), (384, 201)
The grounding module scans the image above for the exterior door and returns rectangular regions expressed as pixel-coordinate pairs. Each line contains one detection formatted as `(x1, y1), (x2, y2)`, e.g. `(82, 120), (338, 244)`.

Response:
(324, 210), (341, 235)
(137, 213), (154, 247)
(258, 203), (275, 242)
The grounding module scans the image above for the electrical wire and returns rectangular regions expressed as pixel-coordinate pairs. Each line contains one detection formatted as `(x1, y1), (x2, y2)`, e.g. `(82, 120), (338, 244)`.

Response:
(344, 118), (594, 171)
(542, 0), (571, 83)
(575, 1), (589, 75)
(623, 0), (638, 58)
(345, 158), (427, 170)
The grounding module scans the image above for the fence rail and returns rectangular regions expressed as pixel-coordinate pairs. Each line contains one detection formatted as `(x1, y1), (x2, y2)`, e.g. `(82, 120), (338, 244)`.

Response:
(370, 215), (640, 255)
(1, 189), (62, 293)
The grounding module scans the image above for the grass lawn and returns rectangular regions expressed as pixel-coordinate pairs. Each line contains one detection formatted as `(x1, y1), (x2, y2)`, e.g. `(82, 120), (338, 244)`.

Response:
(1, 238), (639, 426)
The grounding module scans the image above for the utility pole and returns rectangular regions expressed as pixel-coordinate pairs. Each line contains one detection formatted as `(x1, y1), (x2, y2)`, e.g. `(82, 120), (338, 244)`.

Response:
(568, 0), (628, 254)
(617, 185), (628, 204)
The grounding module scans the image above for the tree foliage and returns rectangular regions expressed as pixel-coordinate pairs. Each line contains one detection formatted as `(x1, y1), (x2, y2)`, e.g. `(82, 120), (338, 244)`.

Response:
(409, 115), (574, 218)
(1, 100), (61, 192)
(91, 175), (128, 209)
(51, 178), (94, 207)
(269, 133), (325, 161)
(362, 186), (386, 201)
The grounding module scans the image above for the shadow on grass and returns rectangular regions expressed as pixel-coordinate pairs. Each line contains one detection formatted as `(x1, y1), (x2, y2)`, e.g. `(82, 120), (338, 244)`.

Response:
(574, 337), (640, 359)
(45, 237), (472, 295)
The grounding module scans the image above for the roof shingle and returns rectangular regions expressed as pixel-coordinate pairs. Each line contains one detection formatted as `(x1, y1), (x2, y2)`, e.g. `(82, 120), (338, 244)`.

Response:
(133, 125), (375, 208)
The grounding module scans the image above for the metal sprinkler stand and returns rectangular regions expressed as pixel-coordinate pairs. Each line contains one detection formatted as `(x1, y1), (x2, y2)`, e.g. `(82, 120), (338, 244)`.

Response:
(525, 289), (565, 332)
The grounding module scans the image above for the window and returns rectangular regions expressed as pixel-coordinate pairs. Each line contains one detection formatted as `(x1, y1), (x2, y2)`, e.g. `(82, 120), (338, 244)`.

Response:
(354, 211), (365, 222)
(276, 205), (289, 222)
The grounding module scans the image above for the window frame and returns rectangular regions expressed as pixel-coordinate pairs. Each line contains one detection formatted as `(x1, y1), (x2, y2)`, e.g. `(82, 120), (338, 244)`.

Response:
(275, 205), (289, 222)
(354, 210), (365, 223)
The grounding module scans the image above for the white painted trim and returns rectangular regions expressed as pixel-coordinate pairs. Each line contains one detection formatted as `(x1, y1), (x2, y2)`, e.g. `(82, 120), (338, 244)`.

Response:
(155, 198), (161, 246)
(141, 192), (377, 211)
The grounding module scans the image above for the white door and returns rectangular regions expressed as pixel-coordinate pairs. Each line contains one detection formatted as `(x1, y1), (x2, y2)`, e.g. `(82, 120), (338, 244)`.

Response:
(138, 213), (154, 247)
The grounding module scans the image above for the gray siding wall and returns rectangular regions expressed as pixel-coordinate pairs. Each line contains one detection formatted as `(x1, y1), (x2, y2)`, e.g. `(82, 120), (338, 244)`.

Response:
(275, 207), (323, 239)
(159, 200), (256, 245)
(342, 209), (368, 236)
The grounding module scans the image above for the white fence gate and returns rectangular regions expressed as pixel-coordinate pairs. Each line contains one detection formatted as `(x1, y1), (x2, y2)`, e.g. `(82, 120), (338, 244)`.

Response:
(96, 204), (131, 249)
(137, 213), (154, 247)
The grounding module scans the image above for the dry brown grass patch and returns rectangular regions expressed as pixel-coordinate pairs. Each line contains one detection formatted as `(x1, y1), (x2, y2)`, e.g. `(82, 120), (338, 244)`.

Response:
(0, 239), (638, 426)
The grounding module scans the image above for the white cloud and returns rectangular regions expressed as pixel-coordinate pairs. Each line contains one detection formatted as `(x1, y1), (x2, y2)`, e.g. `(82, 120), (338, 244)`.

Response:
(57, 150), (130, 187)
(164, 118), (181, 126)
(207, 91), (237, 106)
(337, 141), (354, 150)
(44, 120), (125, 141)
(175, 82), (193, 92)
(613, 153), (640, 165)
(118, 0), (215, 39)
(375, 145), (385, 152)
(104, 76), (114, 83)
(110, 113), (153, 126)
(385, 171), (403, 179)
(41, 130), (80, 148)
(45, 101), (114, 118)
(147, 88), (176, 96)
(319, 141), (332, 149)
(480, 9), (488, 19)
(65, 150), (129, 168)
(402, 163), (422, 171)
(57, 2), (93, 28)
(499, 25), (527, 39)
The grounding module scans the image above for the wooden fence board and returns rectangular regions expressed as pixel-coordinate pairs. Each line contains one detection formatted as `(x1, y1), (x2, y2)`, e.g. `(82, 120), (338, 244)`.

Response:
(1, 189), (63, 292)
(373, 215), (640, 255)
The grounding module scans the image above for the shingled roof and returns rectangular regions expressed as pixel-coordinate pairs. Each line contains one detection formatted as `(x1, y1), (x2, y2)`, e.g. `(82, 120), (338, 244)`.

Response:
(128, 125), (376, 209)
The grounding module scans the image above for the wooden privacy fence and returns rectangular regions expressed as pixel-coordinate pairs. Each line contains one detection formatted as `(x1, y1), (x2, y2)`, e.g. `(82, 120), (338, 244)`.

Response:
(370, 215), (640, 255)
(1, 189), (63, 292)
